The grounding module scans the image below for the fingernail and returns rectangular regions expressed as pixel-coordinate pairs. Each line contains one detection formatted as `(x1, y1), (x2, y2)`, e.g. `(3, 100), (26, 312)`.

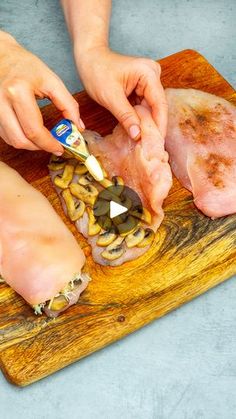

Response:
(55, 151), (63, 156)
(129, 125), (140, 140)
(79, 118), (85, 130)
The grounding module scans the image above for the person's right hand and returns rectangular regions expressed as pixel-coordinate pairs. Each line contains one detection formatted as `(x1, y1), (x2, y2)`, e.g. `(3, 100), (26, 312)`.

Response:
(0, 31), (84, 154)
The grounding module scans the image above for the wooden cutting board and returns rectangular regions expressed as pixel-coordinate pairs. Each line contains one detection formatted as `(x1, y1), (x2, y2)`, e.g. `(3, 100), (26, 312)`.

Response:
(0, 49), (236, 386)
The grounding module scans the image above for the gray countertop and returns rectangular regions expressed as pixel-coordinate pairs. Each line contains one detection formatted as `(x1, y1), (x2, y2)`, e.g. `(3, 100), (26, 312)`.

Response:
(0, 1), (236, 418)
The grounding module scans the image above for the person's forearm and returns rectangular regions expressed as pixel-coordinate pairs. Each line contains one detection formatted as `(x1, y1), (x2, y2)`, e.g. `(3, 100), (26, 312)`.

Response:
(61, 0), (111, 58)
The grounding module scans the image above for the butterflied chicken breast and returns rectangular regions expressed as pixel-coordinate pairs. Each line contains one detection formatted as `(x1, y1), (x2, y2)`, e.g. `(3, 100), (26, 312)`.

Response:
(84, 104), (172, 218)
(0, 162), (88, 316)
(165, 88), (236, 218)
(49, 104), (172, 266)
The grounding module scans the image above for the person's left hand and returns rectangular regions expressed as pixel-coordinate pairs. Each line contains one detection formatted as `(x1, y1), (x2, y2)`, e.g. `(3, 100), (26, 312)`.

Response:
(75, 47), (168, 140)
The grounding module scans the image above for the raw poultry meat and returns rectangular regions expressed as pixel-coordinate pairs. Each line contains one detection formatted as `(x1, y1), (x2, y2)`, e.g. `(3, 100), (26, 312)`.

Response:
(84, 103), (173, 218)
(0, 162), (88, 316)
(165, 88), (236, 218)
(50, 156), (158, 267)
(49, 103), (172, 266)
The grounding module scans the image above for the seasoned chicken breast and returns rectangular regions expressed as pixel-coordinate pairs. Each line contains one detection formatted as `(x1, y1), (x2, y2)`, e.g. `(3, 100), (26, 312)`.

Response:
(165, 88), (236, 218)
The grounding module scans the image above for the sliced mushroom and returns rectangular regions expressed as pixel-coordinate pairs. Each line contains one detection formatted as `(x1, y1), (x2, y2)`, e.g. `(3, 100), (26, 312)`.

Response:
(88, 222), (101, 236)
(54, 164), (74, 189)
(100, 176), (124, 196)
(117, 215), (137, 236)
(75, 162), (88, 175)
(130, 206), (152, 225)
(70, 183), (98, 205)
(99, 178), (113, 188)
(78, 173), (94, 185)
(93, 198), (110, 216)
(125, 226), (145, 248)
(120, 194), (132, 211)
(48, 294), (70, 311)
(112, 212), (127, 226)
(61, 274), (86, 294)
(112, 176), (124, 195)
(137, 228), (155, 248)
(101, 237), (125, 261)
(87, 207), (101, 236)
(99, 188), (120, 203)
(48, 155), (66, 171)
(96, 230), (117, 247)
(98, 215), (113, 231)
(62, 189), (85, 221)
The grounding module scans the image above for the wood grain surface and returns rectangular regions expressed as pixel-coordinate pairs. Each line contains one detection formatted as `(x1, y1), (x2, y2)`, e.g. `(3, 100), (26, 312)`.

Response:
(0, 49), (236, 386)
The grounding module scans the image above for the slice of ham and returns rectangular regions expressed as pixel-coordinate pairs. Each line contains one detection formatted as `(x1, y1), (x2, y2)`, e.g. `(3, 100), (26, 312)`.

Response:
(0, 162), (87, 313)
(165, 88), (236, 218)
(84, 104), (173, 222)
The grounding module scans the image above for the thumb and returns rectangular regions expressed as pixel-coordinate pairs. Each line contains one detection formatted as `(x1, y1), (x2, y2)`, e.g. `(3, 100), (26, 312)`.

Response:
(108, 90), (141, 140)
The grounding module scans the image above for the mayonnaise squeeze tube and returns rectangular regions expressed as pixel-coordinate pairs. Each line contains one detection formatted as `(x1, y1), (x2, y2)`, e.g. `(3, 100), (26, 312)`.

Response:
(51, 119), (104, 182)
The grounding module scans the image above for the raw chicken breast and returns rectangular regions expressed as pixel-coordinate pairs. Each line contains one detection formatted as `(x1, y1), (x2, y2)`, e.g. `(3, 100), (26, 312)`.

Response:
(84, 104), (173, 219)
(50, 158), (157, 267)
(165, 88), (236, 218)
(49, 104), (172, 266)
(0, 162), (88, 315)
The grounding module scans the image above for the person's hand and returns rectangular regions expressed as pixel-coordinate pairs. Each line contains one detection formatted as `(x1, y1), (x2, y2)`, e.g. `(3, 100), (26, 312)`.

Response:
(0, 31), (84, 154)
(75, 47), (167, 140)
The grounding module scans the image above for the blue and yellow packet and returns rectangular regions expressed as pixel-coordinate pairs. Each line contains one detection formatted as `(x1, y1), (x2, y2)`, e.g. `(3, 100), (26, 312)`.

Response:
(51, 119), (104, 181)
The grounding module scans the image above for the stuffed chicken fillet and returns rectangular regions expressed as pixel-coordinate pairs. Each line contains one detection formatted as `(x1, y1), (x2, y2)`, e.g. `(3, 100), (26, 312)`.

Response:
(0, 162), (88, 316)
(49, 102), (173, 266)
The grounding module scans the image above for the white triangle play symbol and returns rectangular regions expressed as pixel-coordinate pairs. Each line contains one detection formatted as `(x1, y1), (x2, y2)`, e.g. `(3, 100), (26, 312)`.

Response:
(110, 200), (128, 219)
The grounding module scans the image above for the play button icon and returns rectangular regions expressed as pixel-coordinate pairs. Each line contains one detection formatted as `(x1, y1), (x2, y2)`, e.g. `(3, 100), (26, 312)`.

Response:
(93, 182), (145, 235)
(110, 200), (128, 219)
